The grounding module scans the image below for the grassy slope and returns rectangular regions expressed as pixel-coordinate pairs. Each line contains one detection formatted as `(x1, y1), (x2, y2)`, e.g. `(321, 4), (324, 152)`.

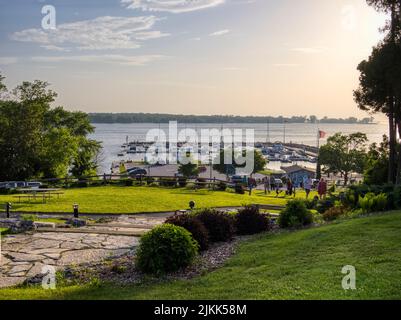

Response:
(0, 186), (307, 214)
(1, 211), (401, 300)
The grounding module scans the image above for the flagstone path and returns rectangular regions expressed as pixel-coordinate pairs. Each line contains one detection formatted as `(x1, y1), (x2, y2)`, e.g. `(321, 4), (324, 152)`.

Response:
(0, 215), (166, 288)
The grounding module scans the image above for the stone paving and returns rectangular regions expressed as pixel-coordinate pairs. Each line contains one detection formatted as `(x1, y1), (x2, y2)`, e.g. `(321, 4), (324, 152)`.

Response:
(0, 215), (166, 288)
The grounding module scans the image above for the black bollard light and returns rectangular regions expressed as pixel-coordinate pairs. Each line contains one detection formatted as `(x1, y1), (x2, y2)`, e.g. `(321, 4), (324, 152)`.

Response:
(189, 201), (195, 210)
(73, 203), (79, 218)
(5, 202), (11, 218)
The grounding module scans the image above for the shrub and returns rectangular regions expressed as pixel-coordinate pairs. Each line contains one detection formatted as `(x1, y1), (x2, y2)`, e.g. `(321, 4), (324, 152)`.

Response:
(124, 179), (134, 187)
(316, 198), (336, 214)
(392, 185), (401, 209)
(234, 184), (245, 194)
(373, 193), (387, 212)
(348, 184), (371, 198)
(159, 178), (177, 187)
(358, 192), (375, 213)
(71, 181), (88, 188)
(235, 206), (270, 235)
(21, 214), (37, 221)
(322, 206), (346, 221)
(165, 213), (209, 251)
(359, 192), (388, 213)
(196, 209), (235, 242)
(146, 177), (155, 185)
(0, 188), (18, 195)
(216, 181), (227, 191)
(89, 181), (103, 187)
(136, 224), (198, 275)
(196, 178), (207, 189)
(278, 199), (313, 228)
(178, 178), (188, 188)
(305, 198), (318, 210)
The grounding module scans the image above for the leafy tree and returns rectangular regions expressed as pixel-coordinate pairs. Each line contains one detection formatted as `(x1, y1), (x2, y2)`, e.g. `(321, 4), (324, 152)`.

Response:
(0, 72), (6, 93)
(364, 135), (390, 185)
(355, 0), (401, 183)
(213, 148), (267, 175)
(40, 128), (78, 178)
(70, 139), (101, 179)
(319, 133), (368, 185)
(354, 41), (401, 183)
(178, 162), (199, 178)
(0, 74), (101, 181)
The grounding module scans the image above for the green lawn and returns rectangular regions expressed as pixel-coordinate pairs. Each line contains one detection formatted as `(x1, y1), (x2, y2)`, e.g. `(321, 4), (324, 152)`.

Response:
(0, 186), (309, 214)
(1, 211), (401, 300)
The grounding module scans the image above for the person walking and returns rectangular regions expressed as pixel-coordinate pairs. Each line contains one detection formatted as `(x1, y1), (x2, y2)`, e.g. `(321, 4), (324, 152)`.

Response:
(286, 178), (293, 196)
(317, 178), (327, 200)
(248, 175), (256, 196)
(264, 175), (271, 195)
(304, 177), (313, 199)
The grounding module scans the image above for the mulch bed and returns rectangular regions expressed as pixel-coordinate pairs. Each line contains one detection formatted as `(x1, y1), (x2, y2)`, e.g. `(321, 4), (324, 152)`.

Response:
(63, 236), (252, 286)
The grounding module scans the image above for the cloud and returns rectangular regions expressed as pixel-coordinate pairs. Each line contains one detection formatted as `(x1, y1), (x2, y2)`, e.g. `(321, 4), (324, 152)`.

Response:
(122, 0), (225, 13)
(11, 16), (168, 51)
(291, 47), (327, 54)
(210, 29), (230, 36)
(0, 57), (18, 65)
(31, 54), (165, 66)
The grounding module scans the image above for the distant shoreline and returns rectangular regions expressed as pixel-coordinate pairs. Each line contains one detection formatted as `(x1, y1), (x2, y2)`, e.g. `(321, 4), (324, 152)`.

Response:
(88, 113), (375, 125)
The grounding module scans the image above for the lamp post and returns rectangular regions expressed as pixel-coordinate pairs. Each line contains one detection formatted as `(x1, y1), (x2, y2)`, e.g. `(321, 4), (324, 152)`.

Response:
(73, 203), (79, 218)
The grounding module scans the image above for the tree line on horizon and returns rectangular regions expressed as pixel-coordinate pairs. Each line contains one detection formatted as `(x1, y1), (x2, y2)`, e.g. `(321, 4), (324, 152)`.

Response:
(88, 113), (375, 124)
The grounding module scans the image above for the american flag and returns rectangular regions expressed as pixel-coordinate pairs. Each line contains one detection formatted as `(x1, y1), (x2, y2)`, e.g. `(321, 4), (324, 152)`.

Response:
(318, 130), (327, 139)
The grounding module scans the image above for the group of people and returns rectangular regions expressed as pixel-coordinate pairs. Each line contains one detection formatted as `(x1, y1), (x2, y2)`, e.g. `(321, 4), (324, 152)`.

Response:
(254, 175), (328, 199)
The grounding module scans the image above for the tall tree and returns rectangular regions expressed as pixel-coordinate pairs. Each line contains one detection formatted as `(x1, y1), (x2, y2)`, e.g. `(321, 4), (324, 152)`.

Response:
(0, 73), (6, 93)
(0, 74), (101, 181)
(364, 135), (390, 185)
(354, 0), (401, 184)
(213, 149), (267, 175)
(178, 162), (200, 178)
(319, 133), (368, 185)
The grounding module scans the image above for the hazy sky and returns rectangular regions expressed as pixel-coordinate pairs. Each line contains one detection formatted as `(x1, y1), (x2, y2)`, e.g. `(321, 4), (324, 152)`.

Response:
(0, 0), (388, 118)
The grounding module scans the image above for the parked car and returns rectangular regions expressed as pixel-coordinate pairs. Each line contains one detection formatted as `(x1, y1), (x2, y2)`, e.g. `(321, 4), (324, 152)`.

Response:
(128, 168), (147, 177)
(0, 181), (43, 189)
(26, 182), (42, 189)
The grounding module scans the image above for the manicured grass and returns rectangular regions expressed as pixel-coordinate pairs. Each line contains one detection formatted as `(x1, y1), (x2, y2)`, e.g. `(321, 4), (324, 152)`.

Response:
(0, 186), (311, 214)
(1, 211), (401, 300)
